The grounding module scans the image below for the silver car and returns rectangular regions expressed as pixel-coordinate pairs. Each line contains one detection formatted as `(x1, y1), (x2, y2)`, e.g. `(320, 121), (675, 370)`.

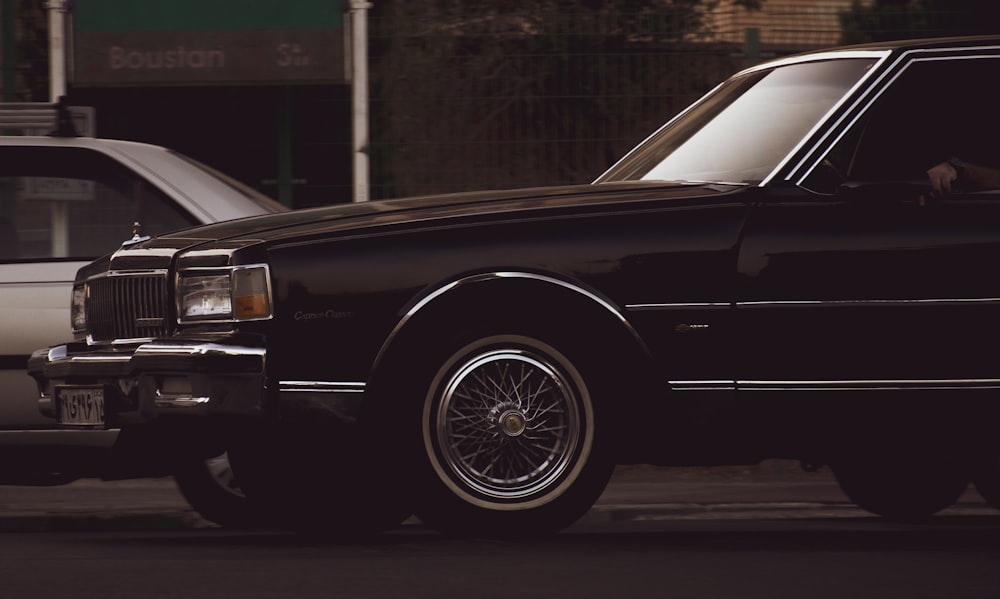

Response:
(0, 132), (287, 526)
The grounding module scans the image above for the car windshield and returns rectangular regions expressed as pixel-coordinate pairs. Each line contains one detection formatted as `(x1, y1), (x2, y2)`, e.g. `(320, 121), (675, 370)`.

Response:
(597, 57), (878, 186)
(169, 150), (289, 214)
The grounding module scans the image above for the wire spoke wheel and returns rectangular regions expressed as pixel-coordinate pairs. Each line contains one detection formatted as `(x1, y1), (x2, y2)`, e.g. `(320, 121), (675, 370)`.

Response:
(437, 348), (580, 502)
(417, 333), (611, 537)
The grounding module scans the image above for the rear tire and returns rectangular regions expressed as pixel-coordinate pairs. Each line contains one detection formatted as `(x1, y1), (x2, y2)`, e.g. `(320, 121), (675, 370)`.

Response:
(831, 454), (969, 522)
(972, 455), (1000, 510)
(410, 332), (614, 538)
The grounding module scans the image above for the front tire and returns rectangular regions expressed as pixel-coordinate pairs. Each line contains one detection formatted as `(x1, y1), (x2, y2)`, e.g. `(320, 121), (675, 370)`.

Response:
(173, 452), (268, 529)
(413, 333), (613, 538)
(226, 422), (411, 538)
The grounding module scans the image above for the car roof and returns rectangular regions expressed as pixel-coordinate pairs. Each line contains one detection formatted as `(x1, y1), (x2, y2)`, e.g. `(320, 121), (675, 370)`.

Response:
(0, 135), (286, 222)
(831, 34), (1000, 53)
(754, 34), (1000, 72)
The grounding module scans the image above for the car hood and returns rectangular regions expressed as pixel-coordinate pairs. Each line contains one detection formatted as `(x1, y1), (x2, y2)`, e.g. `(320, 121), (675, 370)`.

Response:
(218, 178), (740, 236)
(86, 180), (743, 275)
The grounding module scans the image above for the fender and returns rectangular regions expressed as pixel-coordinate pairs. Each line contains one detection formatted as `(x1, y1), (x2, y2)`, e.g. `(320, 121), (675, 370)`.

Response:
(372, 270), (652, 374)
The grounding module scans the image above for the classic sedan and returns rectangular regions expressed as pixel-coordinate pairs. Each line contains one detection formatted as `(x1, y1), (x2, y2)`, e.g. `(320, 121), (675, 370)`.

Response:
(28, 36), (1000, 536)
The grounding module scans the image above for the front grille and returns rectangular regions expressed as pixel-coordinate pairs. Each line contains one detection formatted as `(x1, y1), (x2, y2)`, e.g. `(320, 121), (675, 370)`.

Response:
(86, 273), (170, 342)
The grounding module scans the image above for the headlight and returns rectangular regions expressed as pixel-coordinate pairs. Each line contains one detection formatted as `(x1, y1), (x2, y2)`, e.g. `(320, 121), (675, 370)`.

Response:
(179, 274), (232, 318)
(178, 265), (272, 323)
(71, 284), (87, 334)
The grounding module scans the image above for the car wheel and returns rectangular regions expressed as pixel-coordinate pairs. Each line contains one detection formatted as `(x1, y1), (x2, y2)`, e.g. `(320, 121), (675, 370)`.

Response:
(831, 454), (969, 522)
(412, 333), (614, 538)
(225, 424), (412, 537)
(972, 455), (1000, 510)
(173, 452), (269, 529)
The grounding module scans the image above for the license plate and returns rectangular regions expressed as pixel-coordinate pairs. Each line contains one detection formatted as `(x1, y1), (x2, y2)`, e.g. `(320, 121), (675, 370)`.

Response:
(56, 386), (106, 426)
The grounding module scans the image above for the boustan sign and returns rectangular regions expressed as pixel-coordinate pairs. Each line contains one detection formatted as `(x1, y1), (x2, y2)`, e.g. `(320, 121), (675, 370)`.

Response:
(72, 0), (344, 86)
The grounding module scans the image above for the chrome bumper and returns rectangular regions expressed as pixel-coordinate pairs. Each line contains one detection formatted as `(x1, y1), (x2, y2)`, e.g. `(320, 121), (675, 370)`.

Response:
(29, 340), (267, 426)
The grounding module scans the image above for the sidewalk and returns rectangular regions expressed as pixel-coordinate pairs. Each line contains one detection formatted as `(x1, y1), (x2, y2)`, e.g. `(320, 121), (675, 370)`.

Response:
(0, 461), (992, 532)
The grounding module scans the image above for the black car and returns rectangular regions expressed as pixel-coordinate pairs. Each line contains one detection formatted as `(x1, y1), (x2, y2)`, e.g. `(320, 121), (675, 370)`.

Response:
(28, 36), (1000, 536)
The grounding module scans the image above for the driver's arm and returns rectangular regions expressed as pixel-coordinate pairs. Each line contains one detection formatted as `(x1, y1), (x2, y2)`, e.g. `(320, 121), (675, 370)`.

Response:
(927, 158), (1000, 195)
(962, 162), (1000, 191)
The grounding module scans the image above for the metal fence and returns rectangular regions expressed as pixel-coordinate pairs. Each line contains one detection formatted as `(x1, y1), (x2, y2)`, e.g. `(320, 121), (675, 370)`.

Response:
(367, 4), (863, 200)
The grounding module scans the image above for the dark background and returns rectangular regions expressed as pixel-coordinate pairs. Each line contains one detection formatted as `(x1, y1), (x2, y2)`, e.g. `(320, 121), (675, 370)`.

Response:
(5, 0), (1000, 208)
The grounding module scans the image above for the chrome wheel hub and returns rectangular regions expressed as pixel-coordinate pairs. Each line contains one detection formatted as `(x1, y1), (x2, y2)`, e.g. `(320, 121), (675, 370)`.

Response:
(497, 409), (527, 437)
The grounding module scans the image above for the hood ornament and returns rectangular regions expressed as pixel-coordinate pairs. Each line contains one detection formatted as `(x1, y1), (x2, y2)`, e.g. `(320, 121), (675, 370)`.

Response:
(122, 221), (151, 247)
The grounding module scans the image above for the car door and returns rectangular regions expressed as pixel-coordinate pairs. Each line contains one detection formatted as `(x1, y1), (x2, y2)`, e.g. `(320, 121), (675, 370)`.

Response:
(734, 51), (1000, 393)
(0, 144), (198, 428)
(736, 190), (1000, 384)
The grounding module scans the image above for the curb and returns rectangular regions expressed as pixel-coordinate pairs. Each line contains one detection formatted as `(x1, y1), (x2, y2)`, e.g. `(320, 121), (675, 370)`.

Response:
(0, 509), (211, 533)
(2, 464), (995, 533)
(588, 501), (999, 522)
(2, 501), (996, 533)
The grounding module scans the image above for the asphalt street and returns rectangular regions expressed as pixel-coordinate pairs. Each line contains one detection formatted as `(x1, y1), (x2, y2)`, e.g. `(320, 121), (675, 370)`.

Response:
(0, 461), (995, 532)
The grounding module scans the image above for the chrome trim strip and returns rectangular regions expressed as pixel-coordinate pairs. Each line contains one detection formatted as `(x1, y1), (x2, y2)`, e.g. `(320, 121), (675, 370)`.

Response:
(279, 381), (366, 393)
(133, 343), (266, 359)
(103, 336), (157, 346)
(627, 302), (730, 310)
(52, 353), (132, 365)
(737, 298), (1000, 308)
(737, 49), (892, 76)
(669, 378), (1000, 392)
(154, 390), (211, 408)
(629, 297), (1000, 311)
(92, 269), (169, 280)
(110, 246), (179, 259)
(740, 379), (1000, 391)
(405, 272), (627, 327)
(179, 247), (241, 260)
(41, 343), (265, 366)
(669, 380), (737, 391)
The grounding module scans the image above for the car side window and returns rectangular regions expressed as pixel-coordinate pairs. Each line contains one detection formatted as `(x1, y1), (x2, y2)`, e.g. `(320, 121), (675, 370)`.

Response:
(0, 146), (198, 261)
(805, 56), (1000, 194)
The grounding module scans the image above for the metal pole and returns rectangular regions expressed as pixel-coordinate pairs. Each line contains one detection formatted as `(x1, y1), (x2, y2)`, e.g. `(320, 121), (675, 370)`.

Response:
(47, 0), (69, 256)
(277, 86), (293, 207)
(2, 0), (16, 101)
(743, 27), (761, 69)
(348, 0), (371, 202)
(47, 0), (67, 102)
